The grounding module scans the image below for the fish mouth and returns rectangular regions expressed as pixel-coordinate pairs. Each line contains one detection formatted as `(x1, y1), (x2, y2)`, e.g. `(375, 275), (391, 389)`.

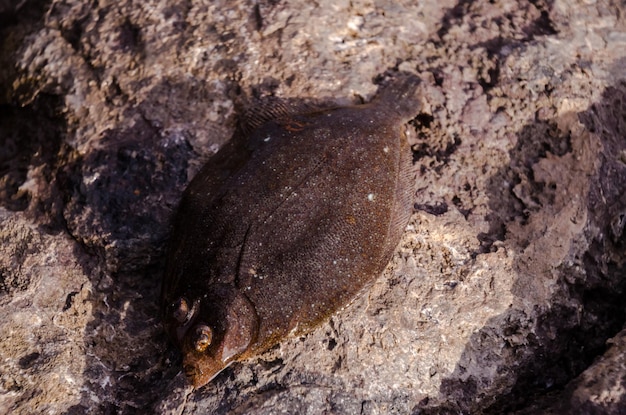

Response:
(183, 361), (212, 388)
(183, 364), (208, 388)
(182, 352), (227, 388)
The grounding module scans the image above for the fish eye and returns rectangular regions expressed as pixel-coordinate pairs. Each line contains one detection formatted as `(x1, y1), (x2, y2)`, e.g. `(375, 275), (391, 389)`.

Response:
(193, 324), (213, 352)
(172, 297), (191, 323)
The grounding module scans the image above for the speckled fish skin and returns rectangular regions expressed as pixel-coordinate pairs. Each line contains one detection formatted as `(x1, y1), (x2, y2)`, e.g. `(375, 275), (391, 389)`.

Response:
(161, 74), (421, 388)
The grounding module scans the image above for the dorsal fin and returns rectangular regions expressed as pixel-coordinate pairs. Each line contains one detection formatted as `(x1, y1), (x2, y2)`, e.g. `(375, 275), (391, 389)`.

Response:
(238, 96), (339, 135)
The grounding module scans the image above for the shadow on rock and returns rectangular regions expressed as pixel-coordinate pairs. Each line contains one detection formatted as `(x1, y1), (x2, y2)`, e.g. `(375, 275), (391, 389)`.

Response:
(57, 85), (201, 412)
(0, 94), (65, 224)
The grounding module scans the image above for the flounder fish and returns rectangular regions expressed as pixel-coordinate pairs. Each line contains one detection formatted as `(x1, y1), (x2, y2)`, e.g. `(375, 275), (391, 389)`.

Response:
(161, 73), (421, 387)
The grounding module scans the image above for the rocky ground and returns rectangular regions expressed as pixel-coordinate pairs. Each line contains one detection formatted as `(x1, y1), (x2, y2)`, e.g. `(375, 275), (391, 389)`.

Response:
(1, 0), (625, 414)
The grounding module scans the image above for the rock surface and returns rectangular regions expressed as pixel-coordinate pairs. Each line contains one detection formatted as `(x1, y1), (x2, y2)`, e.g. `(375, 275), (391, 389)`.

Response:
(1, 0), (625, 414)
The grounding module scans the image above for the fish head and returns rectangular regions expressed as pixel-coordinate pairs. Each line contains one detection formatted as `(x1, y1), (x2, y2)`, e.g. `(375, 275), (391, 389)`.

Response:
(164, 285), (259, 388)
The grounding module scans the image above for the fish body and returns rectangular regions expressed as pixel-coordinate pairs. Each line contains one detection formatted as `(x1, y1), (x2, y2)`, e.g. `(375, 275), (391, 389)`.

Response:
(161, 74), (420, 387)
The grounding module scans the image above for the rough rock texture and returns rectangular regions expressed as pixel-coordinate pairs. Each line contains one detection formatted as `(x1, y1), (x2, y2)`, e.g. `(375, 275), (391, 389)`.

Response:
(1, 0), (625, 414)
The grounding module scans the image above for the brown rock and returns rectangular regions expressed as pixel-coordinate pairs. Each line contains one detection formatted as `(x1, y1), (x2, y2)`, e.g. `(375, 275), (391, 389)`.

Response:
(0, 0), (625, 414)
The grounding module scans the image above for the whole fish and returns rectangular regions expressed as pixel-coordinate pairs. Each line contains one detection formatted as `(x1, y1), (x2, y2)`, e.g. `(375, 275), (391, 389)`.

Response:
(161, 73), (420, 387)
